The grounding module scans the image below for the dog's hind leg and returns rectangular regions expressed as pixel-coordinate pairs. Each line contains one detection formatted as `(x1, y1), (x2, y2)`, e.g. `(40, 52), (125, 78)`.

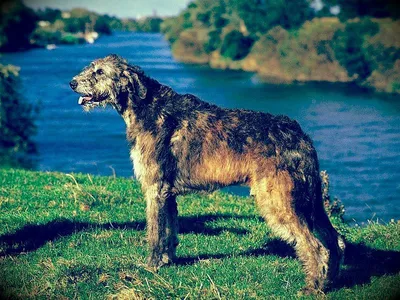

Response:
(145, 182), (179, 269)
(312, 200), (345, 283)
(166, 194), (179, 260)
(253, 171), (330, 294)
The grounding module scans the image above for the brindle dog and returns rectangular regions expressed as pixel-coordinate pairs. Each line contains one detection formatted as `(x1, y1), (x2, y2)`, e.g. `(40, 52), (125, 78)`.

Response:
(70, 54), (344, 294)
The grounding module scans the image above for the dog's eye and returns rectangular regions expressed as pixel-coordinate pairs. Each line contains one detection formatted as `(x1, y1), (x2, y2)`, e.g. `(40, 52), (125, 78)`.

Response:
(96, 69), (104, 75)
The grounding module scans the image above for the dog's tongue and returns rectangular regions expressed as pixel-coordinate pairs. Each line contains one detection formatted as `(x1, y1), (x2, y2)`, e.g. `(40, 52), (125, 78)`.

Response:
(78, 96), (93, 105)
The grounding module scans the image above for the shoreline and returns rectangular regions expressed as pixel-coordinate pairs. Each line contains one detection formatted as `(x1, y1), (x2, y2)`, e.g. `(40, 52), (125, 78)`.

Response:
(2, 28), (399, 98)
(170, 48), (400, 97)
(162, 15), (400, 96)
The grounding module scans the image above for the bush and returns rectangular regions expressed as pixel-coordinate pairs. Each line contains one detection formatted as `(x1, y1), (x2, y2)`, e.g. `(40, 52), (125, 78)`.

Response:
(333, 19), (379, 80)
(234, 0), (313, 36)
(121, 19), (140, 31)
(94, 16), (112, 35)
(60, 34), (85, 45)
(161, 16), (188, 44)
(204, 30), (221, 53)
(35, 7), (62, 23)
(0, 65), (37, 167)
(365, 44), (400, 72)
(63, 17), (90, 34)
(196, 11), (211, 25)
(138, 17), (163, 33)
(31, 27), (62, 46)
(220, 30), (254, 60)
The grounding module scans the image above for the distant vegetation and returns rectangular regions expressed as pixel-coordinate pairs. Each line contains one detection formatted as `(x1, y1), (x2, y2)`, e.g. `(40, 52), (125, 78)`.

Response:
(161, 0), (400, 94)
(32, 7), (163, 47)
(0, 0), (163, 51)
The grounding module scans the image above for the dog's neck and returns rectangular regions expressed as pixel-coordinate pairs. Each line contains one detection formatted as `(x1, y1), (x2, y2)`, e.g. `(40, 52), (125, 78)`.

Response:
(114, 81), (176, 145)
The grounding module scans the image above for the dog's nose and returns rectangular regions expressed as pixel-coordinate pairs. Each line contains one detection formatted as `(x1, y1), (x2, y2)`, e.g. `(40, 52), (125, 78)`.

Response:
(69, 80), (78, 89)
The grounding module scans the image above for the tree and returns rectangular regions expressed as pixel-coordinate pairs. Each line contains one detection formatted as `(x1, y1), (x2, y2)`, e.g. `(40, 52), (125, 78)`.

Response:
(221, 30), (255, 60)
(0, 0), (37, 51)
(94, 15), (112, 35)
(325, 0), (400, 20)
(231, 0), (314, 37)
(332, 19), (379, 81)
(35, 7), (62, 23)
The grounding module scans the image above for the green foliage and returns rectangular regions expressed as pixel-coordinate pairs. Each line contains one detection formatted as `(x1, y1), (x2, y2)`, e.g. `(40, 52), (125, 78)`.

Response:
(207, 1), (226, 28)
(60, 34), (85, 45)
(162, 0), (313, 65)
(119, 19), (140, 31)
(0, 0), (37, 52)
(94, 16), (113, 35)
(161, 16), (188, 44)
(364, 43), (400, 73)
(220, 30), (254, 60)
(31, 27), (62, 46)
(325, 0), (400, 21)
(391, 81), (400, 93)
(0, 168), (399, 298)
(165, 0), (400, 94)
(204, 29), (222, 53)
(232, 0), (313, 36)
(35, 7), (62, 23)
(0, 65), (37, 168)
(12, 5), (164, 49)
(136, 17), (163, 33)
(333, 19), (379, 80)
(63, 15), (91, 33)
(0, 4), (163, 50)
(30, 28), (86, 46)
(196, 11), (211, 25)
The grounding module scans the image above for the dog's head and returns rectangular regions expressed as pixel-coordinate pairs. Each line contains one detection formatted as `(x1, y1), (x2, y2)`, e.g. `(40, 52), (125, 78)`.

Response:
(70, 54), (147, 111)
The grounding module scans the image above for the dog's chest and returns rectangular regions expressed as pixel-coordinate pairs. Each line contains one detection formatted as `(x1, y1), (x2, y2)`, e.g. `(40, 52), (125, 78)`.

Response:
(128, 131), (159, 185)
(130, 146), (146, 183)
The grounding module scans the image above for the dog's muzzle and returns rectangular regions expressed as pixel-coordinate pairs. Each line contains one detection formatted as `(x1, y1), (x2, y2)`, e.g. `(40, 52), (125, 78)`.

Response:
(70, 79), (98, 107)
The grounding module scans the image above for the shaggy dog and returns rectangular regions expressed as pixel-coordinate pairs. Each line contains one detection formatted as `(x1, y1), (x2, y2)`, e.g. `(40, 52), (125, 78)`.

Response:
(70, 54), (344, 294)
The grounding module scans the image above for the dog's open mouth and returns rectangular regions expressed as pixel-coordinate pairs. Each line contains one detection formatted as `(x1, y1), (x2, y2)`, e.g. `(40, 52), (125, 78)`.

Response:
(77, 92), (108, 108)
(77, 94), (101, 108)
(78, 95), (94, 105)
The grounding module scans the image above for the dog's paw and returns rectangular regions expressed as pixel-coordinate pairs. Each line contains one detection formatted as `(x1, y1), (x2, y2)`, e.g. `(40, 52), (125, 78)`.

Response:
(146, 254), (172, 271)
(146, 258), (164, 271)
(297, 287), (325, 297)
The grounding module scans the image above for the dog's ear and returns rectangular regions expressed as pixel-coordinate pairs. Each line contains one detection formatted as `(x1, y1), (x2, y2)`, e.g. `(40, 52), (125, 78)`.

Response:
(109, 54), (120, 60)
(108, 54), (125, 63)
(118, 74), (130, 93)
(122, 69), (147, 100)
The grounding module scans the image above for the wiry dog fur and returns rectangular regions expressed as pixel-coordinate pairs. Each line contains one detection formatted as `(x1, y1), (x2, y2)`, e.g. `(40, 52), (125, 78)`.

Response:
(70, 54), (345, 294)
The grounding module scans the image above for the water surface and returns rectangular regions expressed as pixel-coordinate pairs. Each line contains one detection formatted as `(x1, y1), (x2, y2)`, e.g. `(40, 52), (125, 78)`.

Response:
(2, 32), (399, 223)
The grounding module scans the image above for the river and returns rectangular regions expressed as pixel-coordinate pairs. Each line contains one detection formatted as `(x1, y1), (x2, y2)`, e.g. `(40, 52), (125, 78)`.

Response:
(2, 32), (399, 223)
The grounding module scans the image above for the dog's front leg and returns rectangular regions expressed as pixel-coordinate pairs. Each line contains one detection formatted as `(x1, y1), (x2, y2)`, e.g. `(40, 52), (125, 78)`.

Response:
(145, 183), (178, 269)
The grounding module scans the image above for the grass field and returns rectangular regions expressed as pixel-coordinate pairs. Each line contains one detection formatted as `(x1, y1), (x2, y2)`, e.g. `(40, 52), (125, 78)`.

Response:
(0, 168), (399, 299)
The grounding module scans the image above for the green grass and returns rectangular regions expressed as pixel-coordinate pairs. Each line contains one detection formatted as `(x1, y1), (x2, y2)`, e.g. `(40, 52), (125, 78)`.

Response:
(1, 168), (399, 299)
